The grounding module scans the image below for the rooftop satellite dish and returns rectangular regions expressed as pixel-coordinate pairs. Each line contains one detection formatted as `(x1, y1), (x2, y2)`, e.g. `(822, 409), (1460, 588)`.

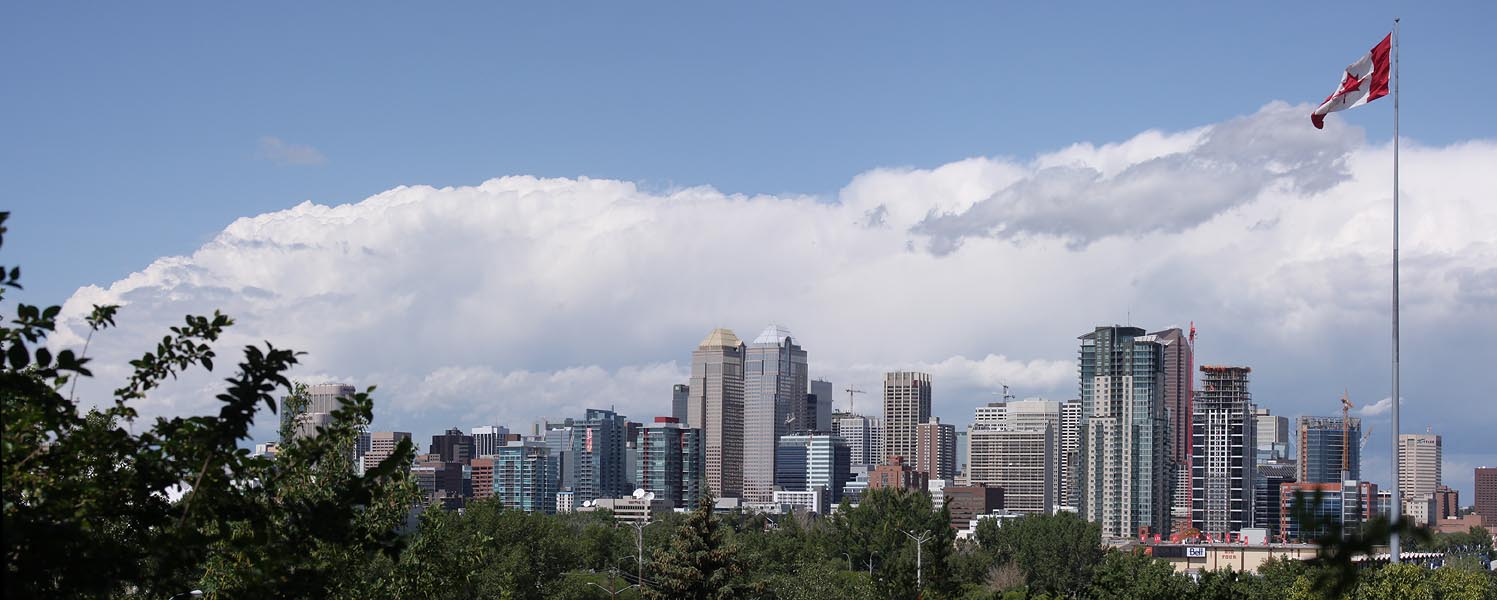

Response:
(582, 500), (593, 507)
(632, 488), (647, 499)
(643, 491), (655, 502)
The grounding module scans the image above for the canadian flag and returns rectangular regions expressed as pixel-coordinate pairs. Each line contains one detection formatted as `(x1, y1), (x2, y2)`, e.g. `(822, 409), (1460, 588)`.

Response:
(1311, 33), (1392, 128)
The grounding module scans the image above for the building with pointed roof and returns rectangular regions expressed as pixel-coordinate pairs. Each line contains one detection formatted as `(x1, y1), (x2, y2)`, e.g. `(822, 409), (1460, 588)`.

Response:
(689, 328), (745, 499)
(743, 324), (808, 503)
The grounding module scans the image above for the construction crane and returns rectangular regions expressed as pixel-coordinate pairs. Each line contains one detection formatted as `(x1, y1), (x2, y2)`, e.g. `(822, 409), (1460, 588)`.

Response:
(844, 387), (865, 414)
(1360, 423), (1375, 452)
(1341, 391), (1355, 478)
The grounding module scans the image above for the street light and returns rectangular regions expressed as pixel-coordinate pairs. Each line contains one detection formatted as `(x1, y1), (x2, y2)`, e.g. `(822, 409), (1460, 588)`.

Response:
(623, 518), (655, 591)
(865, 550), (880, 576)
(587, 567), (637, 599)
(901, 529), (934, 590)
(842, 551), (853, 571)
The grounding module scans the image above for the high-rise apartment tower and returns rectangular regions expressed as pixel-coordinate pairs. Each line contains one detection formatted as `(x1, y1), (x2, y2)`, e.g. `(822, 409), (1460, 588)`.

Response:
(915, 417), (958, 480)
(1078, 326), (1172, 538)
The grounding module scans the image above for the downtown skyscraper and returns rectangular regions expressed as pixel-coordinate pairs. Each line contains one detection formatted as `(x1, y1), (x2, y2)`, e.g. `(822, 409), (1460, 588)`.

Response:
(1151, 327), (1193, 528)
(1078, 326), (1171, 538)
(637, 417), (705, 509)
(974, 399), (1069, 509)
(1190, 366), (1256, 536)
(775, 432), (852, 504)
(915, 417), (958, 481)
(742, 325), (808, 503)
(883, 371), (932, 465)
(567, 408), (629, 502)
(1060, 399), (1083, 510)
(1397, 432), (1442, 501)
(808, 379), (834, 433)
(832, 414), (883, 467)
(689, 328), (745, 499)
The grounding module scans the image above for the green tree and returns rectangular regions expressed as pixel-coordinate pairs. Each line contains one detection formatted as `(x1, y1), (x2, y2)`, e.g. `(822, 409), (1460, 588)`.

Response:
(1257, 555), (1310, 593)
(1086, 549), (1192, 600)
(645, 495), (750, 599)
(764, 560), (877, 600)
(197, 383), (423, 598)
(1285, 489), (1430, 598)
(1352, 563), (1432, 600)
(1427, 566), (1494, 600)
(1194, 566), (1263, 600)
(973, 512), (1102, 598)
(1, 212), (420, 598)
(831, 487), (958, 597)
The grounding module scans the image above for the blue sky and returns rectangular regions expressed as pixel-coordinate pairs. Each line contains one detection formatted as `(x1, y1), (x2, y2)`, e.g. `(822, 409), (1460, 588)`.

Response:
(5, 3), (1496, 498)
(7, 2), (1495, 302)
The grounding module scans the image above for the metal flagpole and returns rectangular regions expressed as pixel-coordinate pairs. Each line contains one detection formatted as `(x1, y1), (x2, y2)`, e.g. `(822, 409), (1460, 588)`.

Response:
(1389, 16), (1402, 564)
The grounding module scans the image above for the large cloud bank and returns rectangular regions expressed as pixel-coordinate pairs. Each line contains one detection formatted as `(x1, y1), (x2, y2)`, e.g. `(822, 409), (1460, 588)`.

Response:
(51, 102), (1497, 494)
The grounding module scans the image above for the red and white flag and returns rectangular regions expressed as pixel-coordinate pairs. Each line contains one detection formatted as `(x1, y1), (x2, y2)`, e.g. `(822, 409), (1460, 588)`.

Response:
(1311, 33), (1391, 129)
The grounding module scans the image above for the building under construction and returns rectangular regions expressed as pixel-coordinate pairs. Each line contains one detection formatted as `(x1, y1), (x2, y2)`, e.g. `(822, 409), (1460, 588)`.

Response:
(1191, 366), (1256, 536)
(1298, 415), (1362, 484)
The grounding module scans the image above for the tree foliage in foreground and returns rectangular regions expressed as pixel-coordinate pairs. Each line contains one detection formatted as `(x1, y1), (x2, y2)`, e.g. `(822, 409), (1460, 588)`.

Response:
(1, 212), (418, 599)
(975, 511), (1102, 598)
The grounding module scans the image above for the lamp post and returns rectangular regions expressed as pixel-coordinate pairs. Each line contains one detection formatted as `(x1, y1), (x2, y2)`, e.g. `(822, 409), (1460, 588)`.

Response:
(865, 550), (880, 576)
(842, 551), (853, 571)
(587, 567), (637, 598)
(901, 529), (933, 590)
(625, 519), (654, 590)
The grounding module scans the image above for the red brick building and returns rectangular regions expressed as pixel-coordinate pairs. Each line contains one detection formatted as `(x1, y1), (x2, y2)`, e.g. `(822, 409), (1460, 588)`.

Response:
(868, 456), (928, 492)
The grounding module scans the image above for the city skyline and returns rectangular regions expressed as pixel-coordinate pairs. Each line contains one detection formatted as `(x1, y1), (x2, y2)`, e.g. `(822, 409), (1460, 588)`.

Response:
(326, 322), (1489, 531)
(8, 4), (1496, 501)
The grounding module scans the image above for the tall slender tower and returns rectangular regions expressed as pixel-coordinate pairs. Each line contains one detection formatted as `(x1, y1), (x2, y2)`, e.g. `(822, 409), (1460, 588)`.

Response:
(882, 372), (932, 465)
(742, 325), (808, 503)
(1191, 366), (1256, 536)
(1078, 326), (1171, 538)
(1060, 399), (1083, 510)
(1151, 328), (1192, 529)
(689, 328), (745, 499)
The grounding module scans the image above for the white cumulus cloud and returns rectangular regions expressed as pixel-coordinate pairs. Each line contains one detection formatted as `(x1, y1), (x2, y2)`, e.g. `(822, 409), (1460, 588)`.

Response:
(1358, 396), (1395, 417)
(45, 103), (1497, 492)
